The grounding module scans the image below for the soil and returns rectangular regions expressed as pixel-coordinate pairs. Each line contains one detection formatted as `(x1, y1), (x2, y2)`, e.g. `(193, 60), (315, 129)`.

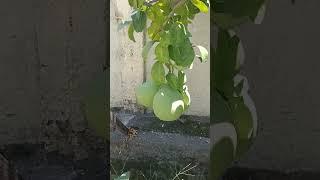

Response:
(111, 158), (208, 180)
(0, 144), (108, 180)
(223, 167), (320, 180)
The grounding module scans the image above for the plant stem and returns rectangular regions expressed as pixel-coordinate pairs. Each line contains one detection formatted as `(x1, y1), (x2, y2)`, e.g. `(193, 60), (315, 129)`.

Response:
(144, 0), (159, 6)
(151, 0), (187, 40)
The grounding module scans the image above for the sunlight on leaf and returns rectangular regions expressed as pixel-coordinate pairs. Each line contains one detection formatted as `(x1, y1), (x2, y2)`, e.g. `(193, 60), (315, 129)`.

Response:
(195, 45), (209, 62)
(191, 0), (209, 13)
(128, 24), (136, 42)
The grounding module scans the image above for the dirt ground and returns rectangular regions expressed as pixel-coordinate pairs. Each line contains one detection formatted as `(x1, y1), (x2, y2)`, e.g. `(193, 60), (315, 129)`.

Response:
(1, 144), (108, 180)
(223, 167), (320, 180)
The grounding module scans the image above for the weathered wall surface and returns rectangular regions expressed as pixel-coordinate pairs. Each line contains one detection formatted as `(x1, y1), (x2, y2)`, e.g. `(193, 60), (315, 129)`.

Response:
(0, 0), (106, 157)
(38, 0), (106, 154)
(0, 0), (41, 144)
(237, 0), (320, 170)
(184, 13), (210, 116)
(110, 0), (144, 110)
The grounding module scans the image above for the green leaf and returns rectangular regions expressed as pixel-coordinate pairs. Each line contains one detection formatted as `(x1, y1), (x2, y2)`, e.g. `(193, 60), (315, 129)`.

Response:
(147, 4), (166, 23)
(233, 103), (254, 139)
(128, 0), (144, 9)
(142, 41), (155, 61)
(175, 4), (190, 24)
(137, 0), (144, 8)
(213, 30), (239, 97)
(236, 139), (252, 160)
(168, 23), (188, 45)
(147, 21), (161, 41)
(131, 11), (147, 32)
(178, 71), (187, 89)
(191, 0), (209, 13)
(234, 79), (244, 96)
(158, 0), (172, 15)
(166, 73), (178, 89)
(196, 45), (209, 62)
(151, 61), (166, 84)
(114, 172), (130, 180)
(212, 88), (232, 124)
(253, 3), (266, 24)
(128, 24), (135, 42)
(168, 39), (195, 68)
(128, 0), (137, 8)
(155, 43), (169, 63)
(187, 1), (200, 19)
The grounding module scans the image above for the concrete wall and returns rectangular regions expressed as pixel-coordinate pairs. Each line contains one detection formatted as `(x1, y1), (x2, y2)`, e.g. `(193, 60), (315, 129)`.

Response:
(237, 0), (320, 170)
(0, 0), (106, 155)
(110, 0), (210, 116)
(186, 13), (210, 116)
(110, 0), (144, 109)
(0, 0), (41, 144)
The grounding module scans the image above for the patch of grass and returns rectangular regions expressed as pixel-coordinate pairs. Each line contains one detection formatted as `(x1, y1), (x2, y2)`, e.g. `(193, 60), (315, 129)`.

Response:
(111, 158), (208, 180)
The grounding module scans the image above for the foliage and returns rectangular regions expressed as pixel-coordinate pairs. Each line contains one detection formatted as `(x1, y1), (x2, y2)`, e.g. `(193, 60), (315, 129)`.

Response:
(211, 0), (267, 179)
(126, 0), (210, 121)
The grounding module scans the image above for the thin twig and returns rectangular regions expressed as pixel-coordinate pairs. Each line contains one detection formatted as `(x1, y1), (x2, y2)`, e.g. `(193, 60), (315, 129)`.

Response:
(144, 0), (160, 6)
(110, 163), (119, 176)
(120, 156), (130, 174)
(171, 163), (198, 180)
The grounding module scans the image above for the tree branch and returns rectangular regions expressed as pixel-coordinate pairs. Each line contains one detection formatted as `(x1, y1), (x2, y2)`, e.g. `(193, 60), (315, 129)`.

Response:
(144, 0), (159, 7)
(151, 0), (187, 39)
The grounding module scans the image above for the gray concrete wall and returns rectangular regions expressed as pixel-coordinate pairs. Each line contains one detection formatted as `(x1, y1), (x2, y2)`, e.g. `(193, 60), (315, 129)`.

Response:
(0, 0), (106, 155)
(237, 0), (320, 170)
(110, 0), (144, 110)
(0, 0), (41, 144)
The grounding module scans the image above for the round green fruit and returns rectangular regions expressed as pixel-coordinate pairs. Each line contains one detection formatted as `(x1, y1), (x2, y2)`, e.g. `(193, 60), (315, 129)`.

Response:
(135, 80), (160, 108)
(153, 85), (185, 121)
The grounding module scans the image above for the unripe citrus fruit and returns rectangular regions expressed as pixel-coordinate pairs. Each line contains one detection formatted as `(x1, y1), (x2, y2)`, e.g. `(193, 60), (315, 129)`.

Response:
(135, 80), (160, 108)
(153, 85), (184, 121)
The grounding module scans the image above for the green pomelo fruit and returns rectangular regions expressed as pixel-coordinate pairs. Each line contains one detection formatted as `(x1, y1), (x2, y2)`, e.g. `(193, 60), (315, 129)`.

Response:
(135, 81), (160, 108)
(153, 86), (185, 121)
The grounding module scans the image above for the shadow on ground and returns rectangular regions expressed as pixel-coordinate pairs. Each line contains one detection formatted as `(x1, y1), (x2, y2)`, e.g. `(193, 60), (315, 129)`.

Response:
(1, 144), (107, 180)
(223, 167), (320, 180)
